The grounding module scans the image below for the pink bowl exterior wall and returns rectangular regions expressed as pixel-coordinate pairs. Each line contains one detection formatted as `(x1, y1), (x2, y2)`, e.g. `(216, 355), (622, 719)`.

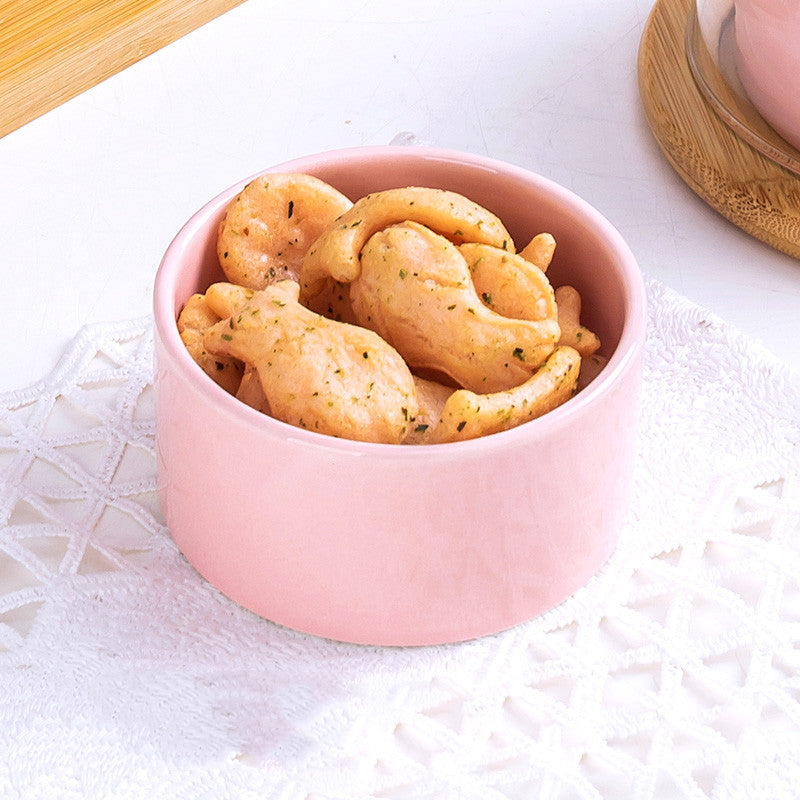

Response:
(153, 146), (646, 646)
(735, 0), (800, 151)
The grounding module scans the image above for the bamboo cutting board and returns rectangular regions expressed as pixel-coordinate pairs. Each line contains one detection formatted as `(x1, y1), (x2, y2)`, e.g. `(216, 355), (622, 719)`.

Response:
(638, 0), (800, 258)
(0, 0), (247, 139)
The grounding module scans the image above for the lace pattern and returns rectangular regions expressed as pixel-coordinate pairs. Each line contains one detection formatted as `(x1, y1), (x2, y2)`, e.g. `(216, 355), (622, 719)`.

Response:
(1, 281), (798, 799)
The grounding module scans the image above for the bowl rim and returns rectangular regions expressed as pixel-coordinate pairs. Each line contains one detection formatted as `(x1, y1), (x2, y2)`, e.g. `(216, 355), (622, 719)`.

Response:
(153, 145), (646, 457)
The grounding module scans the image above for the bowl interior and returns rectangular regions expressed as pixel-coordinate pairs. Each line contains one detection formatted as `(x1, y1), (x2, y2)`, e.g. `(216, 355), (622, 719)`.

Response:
(159, 146), (640, 414)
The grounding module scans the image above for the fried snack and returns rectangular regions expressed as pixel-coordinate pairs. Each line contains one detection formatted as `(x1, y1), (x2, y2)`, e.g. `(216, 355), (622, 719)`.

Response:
(403, 375), (454, 444)
(203, 280), (419, 444)
(236, 364), (271, 414)
(554, 285), (601, 357)
(178, 292), (221, 331)
(177, 293), (244, 395)
(302, 278), (359, 325)
(217, 173), (353, 290)
(202, 280), (254, 318)
(428, 346), (581, 443)
(519, 232), (556, 272)
(349, 221), (560, 393)
(188, 174), (599, 443)
(300, 186), (514, 300)
(459, 243), (557, 322)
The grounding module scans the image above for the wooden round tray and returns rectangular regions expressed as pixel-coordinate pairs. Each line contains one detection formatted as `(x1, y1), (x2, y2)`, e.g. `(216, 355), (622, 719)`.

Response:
(638, 0), (800, 259)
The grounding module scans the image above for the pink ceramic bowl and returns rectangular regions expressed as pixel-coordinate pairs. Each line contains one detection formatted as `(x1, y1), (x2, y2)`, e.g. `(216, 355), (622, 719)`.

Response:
(735, 0), (800, 151)
(153, 146), (646, 646)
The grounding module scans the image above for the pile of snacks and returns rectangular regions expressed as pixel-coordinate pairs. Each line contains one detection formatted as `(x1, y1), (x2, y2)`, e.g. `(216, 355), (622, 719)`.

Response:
(177, 174), (603, 444)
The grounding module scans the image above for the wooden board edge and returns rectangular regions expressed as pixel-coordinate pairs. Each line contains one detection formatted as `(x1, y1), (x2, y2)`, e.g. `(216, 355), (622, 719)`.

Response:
(0, 0), (248, 140)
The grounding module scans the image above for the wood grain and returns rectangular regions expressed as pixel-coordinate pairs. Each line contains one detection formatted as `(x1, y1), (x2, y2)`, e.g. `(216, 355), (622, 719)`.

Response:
(0, 0), (247, 139)
(638, 0), (800, 259)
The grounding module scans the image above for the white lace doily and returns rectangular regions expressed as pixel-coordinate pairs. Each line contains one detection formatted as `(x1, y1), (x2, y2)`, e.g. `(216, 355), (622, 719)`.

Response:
(1, 279), (799, 799)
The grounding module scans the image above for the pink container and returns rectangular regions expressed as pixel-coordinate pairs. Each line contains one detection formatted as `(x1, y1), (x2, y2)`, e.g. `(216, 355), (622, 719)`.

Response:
(735, 0), (800, 151)
(153, 146), (646, 646)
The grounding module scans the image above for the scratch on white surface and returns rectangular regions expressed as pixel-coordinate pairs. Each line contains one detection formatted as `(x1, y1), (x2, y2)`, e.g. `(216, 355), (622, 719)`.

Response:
(472, 91), (490, 156)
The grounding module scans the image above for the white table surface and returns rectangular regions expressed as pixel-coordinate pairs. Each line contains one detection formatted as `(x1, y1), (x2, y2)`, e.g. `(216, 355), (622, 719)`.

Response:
(1, 0), (798, 395)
